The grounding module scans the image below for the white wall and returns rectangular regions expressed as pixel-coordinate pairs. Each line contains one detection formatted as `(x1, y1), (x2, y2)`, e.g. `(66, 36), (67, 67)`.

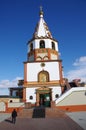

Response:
(26, 86), (61, 103)
(26, 88), (36, 103)
(0, 102), (6, 111)
(56, 87), (86, 106)
(50, 87), (61, 101)
(26, 62), (60, 82)
(8, 102), (25, 107)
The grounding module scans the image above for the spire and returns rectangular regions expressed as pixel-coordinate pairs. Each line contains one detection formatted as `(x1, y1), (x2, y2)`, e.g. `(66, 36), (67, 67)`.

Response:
(32, 7), (53, 39)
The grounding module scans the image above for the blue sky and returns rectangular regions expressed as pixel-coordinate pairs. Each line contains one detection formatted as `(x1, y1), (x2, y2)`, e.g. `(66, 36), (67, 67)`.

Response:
(0, 0), (86, 94)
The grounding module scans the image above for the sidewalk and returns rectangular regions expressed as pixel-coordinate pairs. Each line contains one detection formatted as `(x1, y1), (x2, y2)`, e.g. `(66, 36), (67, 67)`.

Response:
(66, 111), (86, 130)
(0, 112), (84, 130)
(0, 113), (11, 122)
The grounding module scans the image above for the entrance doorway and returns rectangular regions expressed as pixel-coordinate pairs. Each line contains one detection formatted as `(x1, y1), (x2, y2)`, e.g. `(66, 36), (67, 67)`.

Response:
(39, 93), (51, 107)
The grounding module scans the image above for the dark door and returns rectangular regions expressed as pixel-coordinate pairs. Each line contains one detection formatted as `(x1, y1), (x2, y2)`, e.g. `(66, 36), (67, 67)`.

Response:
(39, 93), (51, 107)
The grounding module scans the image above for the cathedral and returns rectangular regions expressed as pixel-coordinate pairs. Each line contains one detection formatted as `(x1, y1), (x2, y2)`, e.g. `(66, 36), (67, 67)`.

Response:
(21, 8), (64, 107)
(1, 8), (86, 113)
(10, 8), (64, 107)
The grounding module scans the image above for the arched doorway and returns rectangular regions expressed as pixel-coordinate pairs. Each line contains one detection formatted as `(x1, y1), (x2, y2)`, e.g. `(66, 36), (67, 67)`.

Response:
(36, 70), (51, 107)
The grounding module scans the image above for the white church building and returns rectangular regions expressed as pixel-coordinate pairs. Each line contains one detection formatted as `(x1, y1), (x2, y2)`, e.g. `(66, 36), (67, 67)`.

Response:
(22, 8), (64, 107)
(1, 8), (86, 113)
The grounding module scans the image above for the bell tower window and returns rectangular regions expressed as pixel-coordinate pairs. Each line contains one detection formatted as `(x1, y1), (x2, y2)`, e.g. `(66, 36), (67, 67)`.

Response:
(52, 42), (55, 50)
(40, 40), (45, 48)
(30, 43), (33, 52)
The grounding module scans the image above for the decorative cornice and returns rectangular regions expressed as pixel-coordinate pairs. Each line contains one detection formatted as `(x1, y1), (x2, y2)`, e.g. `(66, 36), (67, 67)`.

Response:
(23, 59), (62, 64)
(23, 80), (61, 88)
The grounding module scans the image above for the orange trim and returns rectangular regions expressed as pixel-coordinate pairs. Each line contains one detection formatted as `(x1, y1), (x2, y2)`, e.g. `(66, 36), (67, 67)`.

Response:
(57, 105), (86, 112)
(34, 50), (37, 61)
(48, 49), (51, 59)
(59, 61), (63, 83)
(5, 107), (23, 113)
(34, 48), (58, 61)
(24, 63), (27, 82)
(23, 88), (26, 102)
(24, 80), (60, 87)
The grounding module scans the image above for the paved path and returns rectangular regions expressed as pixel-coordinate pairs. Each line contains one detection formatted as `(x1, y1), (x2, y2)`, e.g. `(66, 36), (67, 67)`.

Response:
(0, 112), (84, 130)
(66, 111), (86, 130)
(0, 113), (11, 122)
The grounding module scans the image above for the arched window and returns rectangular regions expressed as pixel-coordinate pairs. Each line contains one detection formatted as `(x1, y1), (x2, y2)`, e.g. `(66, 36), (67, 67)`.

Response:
(52, 42), (55, 50)
(30, 43), (33, 52)
(40, 40), (45, 48)
(38, 70), (49, 82)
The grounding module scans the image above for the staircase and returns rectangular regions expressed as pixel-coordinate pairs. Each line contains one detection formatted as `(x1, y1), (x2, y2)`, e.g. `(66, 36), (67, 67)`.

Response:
(18, 107), (66, 118)
(55, 87), (86, 112)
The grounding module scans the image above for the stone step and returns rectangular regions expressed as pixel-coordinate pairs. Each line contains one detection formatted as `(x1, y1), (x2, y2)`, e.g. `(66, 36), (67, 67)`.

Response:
(18, 108), (33, 118)
(18, 107), (66, 118)
(45, 108), (66, 118)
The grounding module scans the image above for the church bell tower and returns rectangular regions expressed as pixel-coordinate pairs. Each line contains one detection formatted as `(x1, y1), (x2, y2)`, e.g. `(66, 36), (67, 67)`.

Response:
(23, 8), (64, 107)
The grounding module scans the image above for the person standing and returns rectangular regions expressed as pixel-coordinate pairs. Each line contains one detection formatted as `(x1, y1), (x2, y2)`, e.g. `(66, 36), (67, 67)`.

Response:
(11, 109), (17, 124)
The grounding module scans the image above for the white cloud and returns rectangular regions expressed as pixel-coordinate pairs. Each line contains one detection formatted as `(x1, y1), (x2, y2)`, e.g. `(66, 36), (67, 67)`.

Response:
(0, 88), (9, 95)
(0, 77), (23, 88)
(73, 56), (86, 66)
(65, 56), (86, 82)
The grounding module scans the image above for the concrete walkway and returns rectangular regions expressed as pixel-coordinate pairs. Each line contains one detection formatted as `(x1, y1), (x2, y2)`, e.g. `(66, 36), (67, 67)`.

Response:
(0, 112), (84, 130)
(0, 113), (11, 122)
(66, 111), (86, 130)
